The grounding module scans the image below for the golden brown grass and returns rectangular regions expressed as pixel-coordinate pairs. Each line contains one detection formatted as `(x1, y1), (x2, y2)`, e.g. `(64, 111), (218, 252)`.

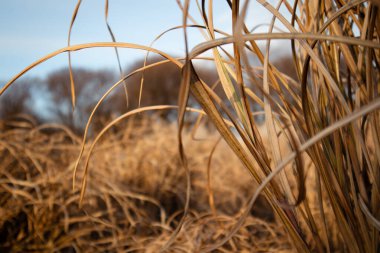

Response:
(0, 116), (291, 252)
(1, 0), (379, 252)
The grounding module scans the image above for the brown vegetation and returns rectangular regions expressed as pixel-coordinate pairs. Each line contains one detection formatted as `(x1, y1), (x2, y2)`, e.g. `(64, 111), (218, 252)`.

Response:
(0, 116), (290, 252)
(1, 0), (379, 252)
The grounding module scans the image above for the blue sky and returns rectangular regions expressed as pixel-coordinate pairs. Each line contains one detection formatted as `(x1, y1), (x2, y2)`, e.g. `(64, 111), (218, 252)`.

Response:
(0, 1), (288, 83)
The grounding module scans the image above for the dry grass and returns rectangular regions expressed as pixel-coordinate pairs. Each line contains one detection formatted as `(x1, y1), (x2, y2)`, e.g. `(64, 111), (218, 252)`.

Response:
(1, 0), (379, 252)
(0, 116), (291, 252)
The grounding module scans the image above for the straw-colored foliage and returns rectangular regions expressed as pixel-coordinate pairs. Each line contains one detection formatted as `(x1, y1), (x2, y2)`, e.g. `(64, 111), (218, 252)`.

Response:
(1, 0), (379, 252)
(0, 116), (290, 252)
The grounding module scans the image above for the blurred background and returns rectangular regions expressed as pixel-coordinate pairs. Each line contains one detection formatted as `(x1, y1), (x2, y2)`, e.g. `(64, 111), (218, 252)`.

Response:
(0, 0), (295, 131)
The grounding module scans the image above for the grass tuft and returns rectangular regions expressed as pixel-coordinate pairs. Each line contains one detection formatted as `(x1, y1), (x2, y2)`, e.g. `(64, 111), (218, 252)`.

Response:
(1, 0), (379, 252)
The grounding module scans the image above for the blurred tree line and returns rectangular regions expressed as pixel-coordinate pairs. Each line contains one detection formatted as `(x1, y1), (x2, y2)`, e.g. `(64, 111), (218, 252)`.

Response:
(0, 55), (297, 133)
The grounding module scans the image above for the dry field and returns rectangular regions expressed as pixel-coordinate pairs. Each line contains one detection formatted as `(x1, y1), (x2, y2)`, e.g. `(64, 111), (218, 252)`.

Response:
(0, 116), (291, 252)
(1, 0), (380, 252)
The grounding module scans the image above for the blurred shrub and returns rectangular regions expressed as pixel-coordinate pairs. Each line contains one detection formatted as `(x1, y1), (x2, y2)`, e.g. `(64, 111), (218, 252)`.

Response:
(45, 68), (116, 133)
(0, 79), (35, 119)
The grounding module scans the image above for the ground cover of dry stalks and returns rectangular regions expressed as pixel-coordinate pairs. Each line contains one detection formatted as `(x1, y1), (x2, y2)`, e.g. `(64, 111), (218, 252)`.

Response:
(0, 115), (330, 252)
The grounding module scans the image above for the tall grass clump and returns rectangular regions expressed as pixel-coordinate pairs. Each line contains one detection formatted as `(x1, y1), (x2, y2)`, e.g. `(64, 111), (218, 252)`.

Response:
(1, 0), (380, 252)
(178, 0), (380, 252)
